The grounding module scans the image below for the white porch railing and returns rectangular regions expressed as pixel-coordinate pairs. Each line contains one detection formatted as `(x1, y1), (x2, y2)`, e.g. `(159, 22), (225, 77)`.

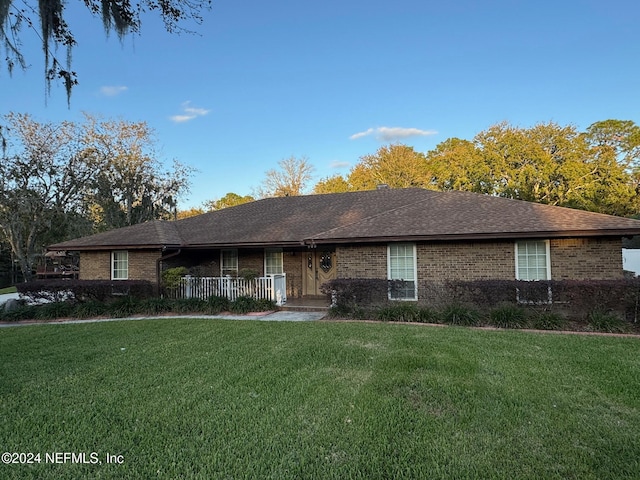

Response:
(176, 274), (287, 305)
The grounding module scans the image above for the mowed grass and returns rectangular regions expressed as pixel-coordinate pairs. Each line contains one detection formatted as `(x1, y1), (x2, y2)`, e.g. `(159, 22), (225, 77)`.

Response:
(1, 320), (639, 479)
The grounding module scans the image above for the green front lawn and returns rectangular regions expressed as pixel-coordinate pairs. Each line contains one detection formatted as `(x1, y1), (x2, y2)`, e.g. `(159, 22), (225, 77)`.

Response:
(1, 320), (639, 479)
(0, 286), (17, 295)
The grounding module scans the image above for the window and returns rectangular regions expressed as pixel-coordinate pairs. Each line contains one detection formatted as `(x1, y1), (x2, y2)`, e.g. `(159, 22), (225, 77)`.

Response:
(388, 243), (417, 300)
(515, 240), (550, 280)
(221, 249), (238, 276)
(515, 240), (552, 303)
(265, 248), (283, 275)
(111, 251), (128, 280)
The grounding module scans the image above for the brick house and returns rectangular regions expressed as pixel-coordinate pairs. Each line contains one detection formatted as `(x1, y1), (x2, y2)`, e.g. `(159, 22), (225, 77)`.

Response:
(48, 188), (640, 302)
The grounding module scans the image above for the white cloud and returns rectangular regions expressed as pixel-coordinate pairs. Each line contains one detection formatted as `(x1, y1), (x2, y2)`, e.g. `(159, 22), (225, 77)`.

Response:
(170, 101), (211, 123)
(100, 85), (128, 96)
(350, 126), (438, 142)
(330, 160), (350, 169)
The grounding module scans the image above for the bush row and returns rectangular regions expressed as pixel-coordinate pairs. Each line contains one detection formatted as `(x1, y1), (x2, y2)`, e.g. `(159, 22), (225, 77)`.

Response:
(327, 302), (633, 334)
(16, 280), (156, 303)
(0, 295), (276, 322)
(322, 278), (640, 333)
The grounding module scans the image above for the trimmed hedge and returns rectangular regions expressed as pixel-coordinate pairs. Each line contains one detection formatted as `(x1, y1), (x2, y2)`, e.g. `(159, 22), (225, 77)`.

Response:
(0, 294), (274, 322)
(323, 277), (640, 332)
(16, 280), (155, 304)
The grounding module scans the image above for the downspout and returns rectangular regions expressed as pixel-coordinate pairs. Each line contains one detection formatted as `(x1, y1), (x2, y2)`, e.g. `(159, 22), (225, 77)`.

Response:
(156, 248), (182, 296)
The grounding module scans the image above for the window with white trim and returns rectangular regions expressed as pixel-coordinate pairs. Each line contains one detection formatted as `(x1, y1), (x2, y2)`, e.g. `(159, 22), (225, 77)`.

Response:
(221, 249), (238, 276)
(388, 243), (417, 300)
(515, 240), (550, 280)
(111, 251), (129, 280)
(265, 248), (283, 275)
(515, 240), (552, 303)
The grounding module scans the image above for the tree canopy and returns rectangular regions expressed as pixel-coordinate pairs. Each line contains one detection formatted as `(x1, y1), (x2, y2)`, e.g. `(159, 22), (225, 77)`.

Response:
(311, 120), (640, 217)
(0, 112), (192, 280)
(0, 0), (211, 102)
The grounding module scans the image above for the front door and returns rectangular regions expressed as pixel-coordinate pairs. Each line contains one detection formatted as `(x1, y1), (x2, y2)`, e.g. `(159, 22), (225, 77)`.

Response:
(304, 249), (337, 296)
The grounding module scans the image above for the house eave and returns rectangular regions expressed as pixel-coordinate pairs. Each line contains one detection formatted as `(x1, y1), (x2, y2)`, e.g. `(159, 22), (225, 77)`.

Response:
(306, 229), (640, 245)
(46, 244), (175, 252)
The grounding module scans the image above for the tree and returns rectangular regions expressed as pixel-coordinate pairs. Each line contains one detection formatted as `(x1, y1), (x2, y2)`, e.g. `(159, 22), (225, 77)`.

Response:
(203, 192), (254, 211)
(176, 207), (205, 219)
(81, 114), (193, 230)
(584, 119), (640, 169)
(257, 156), (315, 198)
(425, 121), (637, 216)
(313, 175), (350, 194)
(0, 0), (211, 103)
(0, 113), (95, 280)
(424, 138), (490, 193)
(347, 144), (431, 191)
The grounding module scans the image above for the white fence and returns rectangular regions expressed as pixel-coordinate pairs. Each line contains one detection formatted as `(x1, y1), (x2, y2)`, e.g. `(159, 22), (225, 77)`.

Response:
(175, 274), (287, 305)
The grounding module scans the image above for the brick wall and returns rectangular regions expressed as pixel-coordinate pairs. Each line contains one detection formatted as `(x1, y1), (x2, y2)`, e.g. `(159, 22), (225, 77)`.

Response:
(551, 237), (622, 280)
(417, 242), (515, 281)
(79, 251), (111, 280)
(336, 237), (624, 285)
(336, 245), (387, 279)
(80, 249), (161, 282)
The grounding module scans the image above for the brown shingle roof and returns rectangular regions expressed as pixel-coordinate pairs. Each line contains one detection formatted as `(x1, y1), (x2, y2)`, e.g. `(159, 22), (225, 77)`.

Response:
(49, 188), (640, 251)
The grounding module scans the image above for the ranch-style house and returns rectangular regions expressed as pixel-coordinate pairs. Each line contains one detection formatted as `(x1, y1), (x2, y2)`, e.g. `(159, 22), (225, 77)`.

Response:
(48, 187), (640, 304)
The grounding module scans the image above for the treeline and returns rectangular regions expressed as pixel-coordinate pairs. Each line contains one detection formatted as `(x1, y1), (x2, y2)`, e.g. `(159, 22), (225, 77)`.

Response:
(314, 120), (640, 217)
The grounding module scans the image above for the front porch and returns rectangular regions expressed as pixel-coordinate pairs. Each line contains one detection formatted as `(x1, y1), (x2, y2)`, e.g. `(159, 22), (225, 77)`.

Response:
(171, 274), (331, 312)
(175, 274), (288, 305)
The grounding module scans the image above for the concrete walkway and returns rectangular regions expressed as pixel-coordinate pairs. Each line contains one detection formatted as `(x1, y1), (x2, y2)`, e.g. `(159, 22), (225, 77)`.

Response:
(0, 292), (327, 327)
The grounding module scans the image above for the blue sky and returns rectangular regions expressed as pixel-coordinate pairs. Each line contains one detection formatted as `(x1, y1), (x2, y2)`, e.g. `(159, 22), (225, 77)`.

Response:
(2, 0), (639, 209)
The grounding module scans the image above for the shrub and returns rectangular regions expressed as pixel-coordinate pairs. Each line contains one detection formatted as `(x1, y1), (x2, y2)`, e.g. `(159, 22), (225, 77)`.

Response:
(376, 303), (421, 322)
(109, 296), (142, 318)
(139, 297), (174, 315)
(321, 278), (400, 307)
(0, 304), (38, 322)
(34, 302), (74, 320)
(230, 296), (259, 314)
(162, 267), (188, 293)
(17, 280), (154, 304)
(531, 312), (567, 331)
(440, 304), (481, 326)
(72, 301), (109, 319)
(417, 306), (440, 323)
(587, 310), (629, 334)
(254, 298), (276, 312)
(489, 305), (528, 329)
(172, 298), (207, 313)
(206, 296), (230, 314)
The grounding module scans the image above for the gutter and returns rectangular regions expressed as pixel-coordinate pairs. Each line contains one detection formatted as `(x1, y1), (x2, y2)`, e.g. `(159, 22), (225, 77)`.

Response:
(304, 229), (640, 245)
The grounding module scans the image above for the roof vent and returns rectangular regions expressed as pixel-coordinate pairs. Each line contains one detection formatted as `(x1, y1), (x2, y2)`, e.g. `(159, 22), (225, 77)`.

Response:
(376, 184), (389, 190)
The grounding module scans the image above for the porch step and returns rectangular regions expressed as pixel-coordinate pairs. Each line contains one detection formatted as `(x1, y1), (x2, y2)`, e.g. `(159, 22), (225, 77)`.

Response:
(279, 298), (330, 312)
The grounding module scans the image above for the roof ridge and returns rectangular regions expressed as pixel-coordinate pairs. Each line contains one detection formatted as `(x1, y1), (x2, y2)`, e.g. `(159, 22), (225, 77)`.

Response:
(153, 219), (185, 246)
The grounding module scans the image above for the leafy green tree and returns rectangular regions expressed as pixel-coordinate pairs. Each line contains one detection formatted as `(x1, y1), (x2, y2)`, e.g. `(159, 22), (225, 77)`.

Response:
(584, 119), (640, 169)
(346, 144), (430, 191)
(203, 192), (255, 211)
(313, 175), (350, 194)
(1, 0), (211, 103)
(424, 121), (637, 216)
(424, 138), (490, 193)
